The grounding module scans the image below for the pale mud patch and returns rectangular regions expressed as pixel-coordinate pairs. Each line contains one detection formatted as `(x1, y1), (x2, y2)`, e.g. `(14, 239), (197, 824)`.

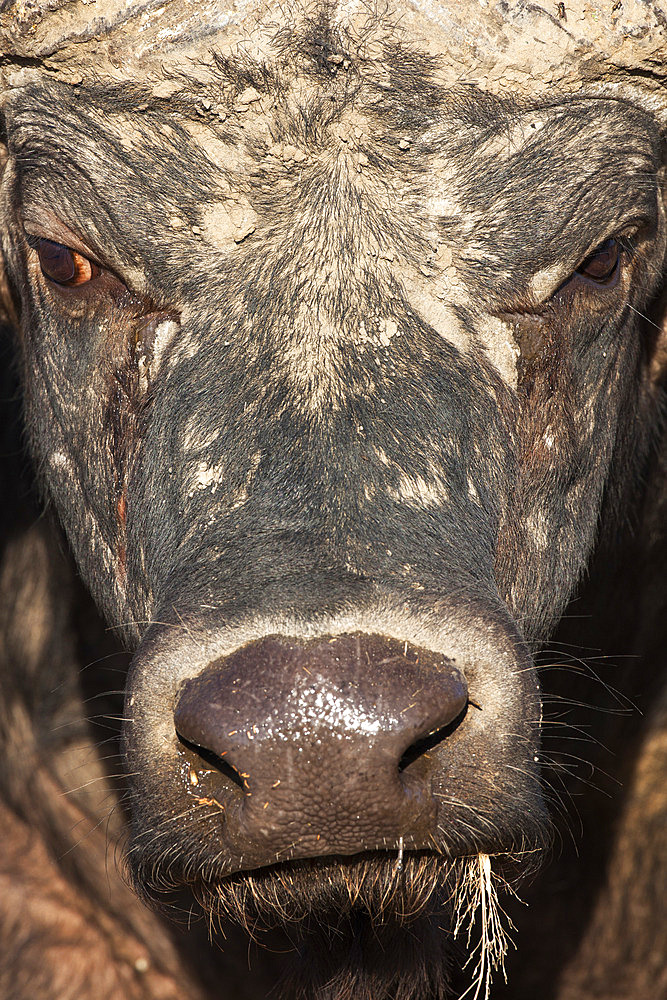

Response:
(187, 460), (226, 498)
(356, 317), (401, 348)
(474, 315), (520, 390)
(379, 317), (399, 346)
(49, 450), (74, 475)
(181, 415), (221, 454)
(186, 450), (262, 505)
(181, 121), (246, 177)
(280, 306), (352, 414)
(400, 265), (472, 353)
(107, 112), (148, 153)
(171, 318), (203, 364)
(389, 471), (448, 507)
(202, 200), (257, 248)
(151, 318), (180, 372)
(529, 262), (567, 301)
(374, 446), (391, 467)
(229, 451), (262, 511)
(474, 116), (548, 162)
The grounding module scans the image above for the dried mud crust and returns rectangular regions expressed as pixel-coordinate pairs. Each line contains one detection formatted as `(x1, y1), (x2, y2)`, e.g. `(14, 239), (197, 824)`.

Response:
(1, 1), (666, 123)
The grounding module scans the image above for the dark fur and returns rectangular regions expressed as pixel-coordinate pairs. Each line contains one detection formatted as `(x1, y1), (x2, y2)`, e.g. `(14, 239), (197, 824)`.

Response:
(1, 8), (666, 998)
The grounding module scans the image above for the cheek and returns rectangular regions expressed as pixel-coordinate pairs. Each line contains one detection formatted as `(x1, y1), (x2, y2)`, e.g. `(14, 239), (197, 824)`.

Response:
(21, 333), (129, 599)
(494, 319), (640, 636)
(19, 286), (168, 634)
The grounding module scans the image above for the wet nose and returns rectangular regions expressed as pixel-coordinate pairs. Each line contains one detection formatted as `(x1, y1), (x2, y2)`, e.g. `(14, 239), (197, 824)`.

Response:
(174, 634), (468, 860)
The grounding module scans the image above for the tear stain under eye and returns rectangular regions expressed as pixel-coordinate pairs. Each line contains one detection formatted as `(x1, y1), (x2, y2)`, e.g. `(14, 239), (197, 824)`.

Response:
(116, 488), (127, 528)
(116, 488), (127, 580)
(512, 315), (550, 366)
(117, 540), (127, 581)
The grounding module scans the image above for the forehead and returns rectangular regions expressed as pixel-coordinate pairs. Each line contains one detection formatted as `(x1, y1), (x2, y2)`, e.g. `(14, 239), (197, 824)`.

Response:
(5, 0), (663, 192)
(3, 0), (666, 102)
(10, 40), (658, 264)
(6, 0), (661, 164)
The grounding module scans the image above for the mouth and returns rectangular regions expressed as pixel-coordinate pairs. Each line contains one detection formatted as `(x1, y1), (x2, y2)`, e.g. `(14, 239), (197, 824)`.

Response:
(131, 838), (533, 934)
(196, 850), (449, 930)
(176, 850), (530, 1000)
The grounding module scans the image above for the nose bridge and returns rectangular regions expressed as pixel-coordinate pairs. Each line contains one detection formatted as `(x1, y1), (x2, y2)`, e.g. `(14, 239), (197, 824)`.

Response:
(153, 355), (503, 579)
(150, 262), (508, 507)
(129, 266), (513, 622)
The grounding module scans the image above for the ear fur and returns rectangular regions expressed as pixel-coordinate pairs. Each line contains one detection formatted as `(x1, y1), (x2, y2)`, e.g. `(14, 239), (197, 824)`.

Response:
(648, 253), (667, 387)
(648, 169), (667, 387)
(0, 119), (17, 329)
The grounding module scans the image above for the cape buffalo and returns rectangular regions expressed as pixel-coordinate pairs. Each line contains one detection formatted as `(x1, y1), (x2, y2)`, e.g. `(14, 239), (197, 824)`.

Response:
(0, 1), (665, 998)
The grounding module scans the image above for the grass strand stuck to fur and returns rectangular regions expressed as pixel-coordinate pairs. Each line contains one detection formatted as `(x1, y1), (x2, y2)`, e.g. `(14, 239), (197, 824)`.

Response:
(453, 854), (519, 1000)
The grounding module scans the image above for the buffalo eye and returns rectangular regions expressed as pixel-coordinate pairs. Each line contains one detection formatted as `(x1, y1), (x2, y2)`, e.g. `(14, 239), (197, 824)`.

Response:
(574, 238), (620, 286)
(30, 237), (100, 287)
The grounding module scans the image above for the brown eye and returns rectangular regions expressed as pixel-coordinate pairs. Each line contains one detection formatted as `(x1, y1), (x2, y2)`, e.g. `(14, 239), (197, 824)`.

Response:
(32, 237), (99, 287)
(575, 238), (620, 286)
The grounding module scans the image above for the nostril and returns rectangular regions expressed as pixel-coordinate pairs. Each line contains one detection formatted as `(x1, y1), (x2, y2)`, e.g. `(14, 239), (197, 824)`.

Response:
(398, 701), (469, 772)
(176, 733), (247, 793)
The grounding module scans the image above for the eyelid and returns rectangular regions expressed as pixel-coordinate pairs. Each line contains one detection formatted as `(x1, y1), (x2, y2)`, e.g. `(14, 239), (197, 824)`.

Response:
(23, 230), (141, 301)
(527, 226), (644, 307)
(24, 230), (103, 269)
(568, 217), (649, 276)
(573, 237), (621, 287)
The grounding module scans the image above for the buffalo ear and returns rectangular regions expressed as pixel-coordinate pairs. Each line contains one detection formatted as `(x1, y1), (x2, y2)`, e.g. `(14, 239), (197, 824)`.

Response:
(0, 115), (17, 330)
(0, 252), (15, 331)
(649, 283), (667, 387)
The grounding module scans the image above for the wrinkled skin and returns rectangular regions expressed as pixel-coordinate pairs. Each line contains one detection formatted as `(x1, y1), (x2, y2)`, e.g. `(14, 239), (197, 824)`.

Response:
(1, 1), (666, 998)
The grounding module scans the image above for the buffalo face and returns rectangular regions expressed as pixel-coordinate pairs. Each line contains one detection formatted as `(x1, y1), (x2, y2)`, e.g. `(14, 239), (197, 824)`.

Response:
(2, 12), (665, 995)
